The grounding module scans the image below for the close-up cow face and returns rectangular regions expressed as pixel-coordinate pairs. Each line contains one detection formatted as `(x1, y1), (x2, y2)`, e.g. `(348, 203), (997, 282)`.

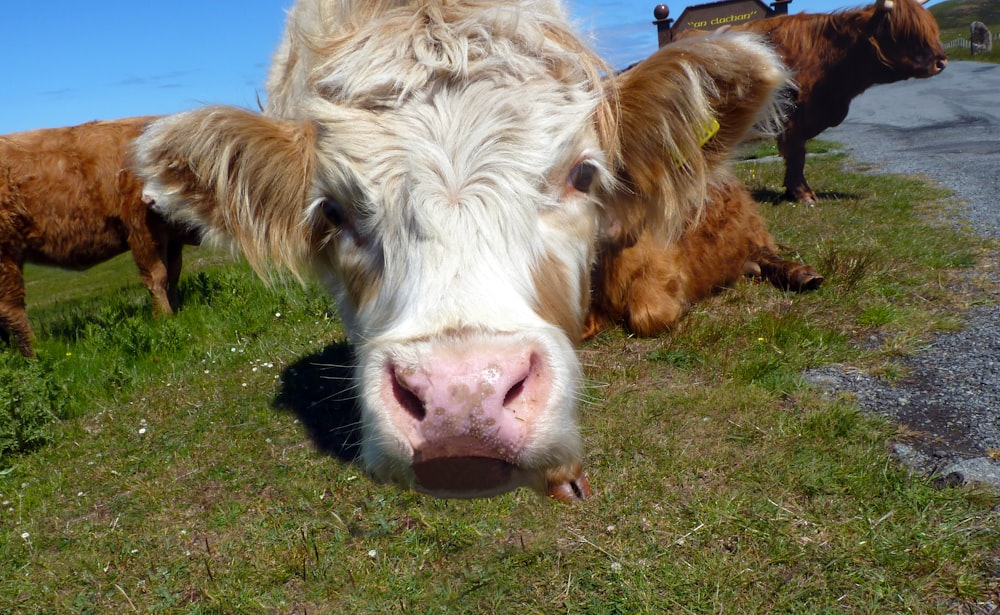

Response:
(134, 0), (787, 501)
(304, 72), (608, 499)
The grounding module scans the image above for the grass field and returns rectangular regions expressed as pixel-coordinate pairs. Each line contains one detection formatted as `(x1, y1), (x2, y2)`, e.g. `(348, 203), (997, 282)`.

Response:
(1, 146), (998, 613)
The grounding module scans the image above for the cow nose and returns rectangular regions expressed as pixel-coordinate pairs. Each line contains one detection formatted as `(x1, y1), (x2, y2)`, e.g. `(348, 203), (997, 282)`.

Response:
(936, 57), (948, 72)
(387, 346), (550, 462)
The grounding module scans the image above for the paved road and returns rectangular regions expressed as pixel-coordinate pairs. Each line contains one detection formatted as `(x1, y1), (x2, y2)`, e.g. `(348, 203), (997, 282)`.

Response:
(826, 60), (1000, 239)
(808, 61), (1000, 488)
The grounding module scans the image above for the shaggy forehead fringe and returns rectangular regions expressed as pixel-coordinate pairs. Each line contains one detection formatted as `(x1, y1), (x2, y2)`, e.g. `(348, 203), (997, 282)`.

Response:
(282, 0), (613, 108)
(883, 0), (940, 41)
(820, 0), (938, 43)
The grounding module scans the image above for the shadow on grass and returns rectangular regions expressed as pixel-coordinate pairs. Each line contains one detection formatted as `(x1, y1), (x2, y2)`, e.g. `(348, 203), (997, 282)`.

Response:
(273, 341), (363, 465)
(750, 187), (863, 205)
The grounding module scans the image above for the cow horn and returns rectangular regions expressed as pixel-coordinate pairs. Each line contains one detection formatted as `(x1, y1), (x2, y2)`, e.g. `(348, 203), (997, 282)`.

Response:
(875, 0), (894, 11)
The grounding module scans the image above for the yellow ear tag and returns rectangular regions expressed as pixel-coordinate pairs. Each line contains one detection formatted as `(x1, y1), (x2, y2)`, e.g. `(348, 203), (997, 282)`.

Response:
(672, 117), (721, 168)
(697, 117), (721, 147)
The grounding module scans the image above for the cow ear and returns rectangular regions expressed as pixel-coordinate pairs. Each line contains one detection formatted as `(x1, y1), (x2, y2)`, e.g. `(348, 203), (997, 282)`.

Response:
(133, 106), (317, 280)
(599, 33), (789, 245)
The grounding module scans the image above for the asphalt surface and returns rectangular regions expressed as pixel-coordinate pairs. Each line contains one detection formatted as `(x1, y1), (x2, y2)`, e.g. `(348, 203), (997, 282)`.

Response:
(803, 61), (1000, 488)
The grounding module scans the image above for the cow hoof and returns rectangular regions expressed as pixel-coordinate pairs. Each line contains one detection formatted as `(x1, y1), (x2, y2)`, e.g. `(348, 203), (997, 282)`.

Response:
(545, 461), (592, 502)
(785, 188), (817, 205)
(743, 260), (762, 277)
(798, 191), (818, 205)
(581, 313), (611, 341)
(788, 266), (824, 291)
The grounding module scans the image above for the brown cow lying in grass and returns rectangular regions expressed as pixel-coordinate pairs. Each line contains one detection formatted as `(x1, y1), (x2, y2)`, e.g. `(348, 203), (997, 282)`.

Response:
(583, 41), (823, 340)
(0, 116), (198, 358)
(586, 173), (823, 339)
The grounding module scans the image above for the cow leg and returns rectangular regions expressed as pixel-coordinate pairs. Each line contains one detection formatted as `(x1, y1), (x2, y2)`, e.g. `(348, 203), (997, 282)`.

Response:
(581, 309), (612, 341)
(165, 239), (184, 313)
(777, 133), (817, 204)
(128, 232), (174, 317)
(0, 257), (35, 358)
(748, 246), (823, 292)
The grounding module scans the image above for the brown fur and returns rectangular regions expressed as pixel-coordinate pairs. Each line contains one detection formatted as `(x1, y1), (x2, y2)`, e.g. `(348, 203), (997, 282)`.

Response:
(135, 107), (317, 282)
(732, 0), (947, 203)
(585, 172), (822, 340)
(533, 253), (585, 343)
(0, 116), (199, 357)
(598, 33), (788, 245)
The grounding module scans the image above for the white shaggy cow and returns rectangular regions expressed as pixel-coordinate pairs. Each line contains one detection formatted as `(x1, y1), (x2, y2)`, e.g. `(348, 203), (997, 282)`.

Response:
(134, 0), (787, 501)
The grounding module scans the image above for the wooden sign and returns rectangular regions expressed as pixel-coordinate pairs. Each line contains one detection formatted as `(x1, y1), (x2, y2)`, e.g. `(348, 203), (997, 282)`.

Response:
(653, 1), (791, 46)
(675, 0), (770, 34)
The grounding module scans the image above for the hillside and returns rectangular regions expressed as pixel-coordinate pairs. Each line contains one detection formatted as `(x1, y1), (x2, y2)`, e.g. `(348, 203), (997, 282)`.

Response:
(928, 0), (999, 62)
(930, 0), (1000, 31)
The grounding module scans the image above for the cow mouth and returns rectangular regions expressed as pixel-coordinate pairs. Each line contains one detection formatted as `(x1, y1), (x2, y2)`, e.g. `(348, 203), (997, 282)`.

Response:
(411, 456), (522, 498)
(410, 457), (592, 502)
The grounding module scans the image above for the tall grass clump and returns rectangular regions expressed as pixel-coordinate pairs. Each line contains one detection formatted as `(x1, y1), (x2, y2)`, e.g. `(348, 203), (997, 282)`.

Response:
(0, 354), (66, 458)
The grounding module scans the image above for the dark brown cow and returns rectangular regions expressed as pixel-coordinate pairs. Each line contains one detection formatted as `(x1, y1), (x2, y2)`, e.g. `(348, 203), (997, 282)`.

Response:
(733, 0), (947, 203)
(0, 117), (198, 358)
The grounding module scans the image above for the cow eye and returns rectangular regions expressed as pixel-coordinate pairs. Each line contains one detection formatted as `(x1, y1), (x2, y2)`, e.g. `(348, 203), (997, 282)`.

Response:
(320, 197), (346, 227)
(568, 161), (597, 193)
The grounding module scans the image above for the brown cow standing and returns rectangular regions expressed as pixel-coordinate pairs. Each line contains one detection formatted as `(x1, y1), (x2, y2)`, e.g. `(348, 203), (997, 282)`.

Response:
(733, 0), (947, 203)
(0, 116), (197, 358)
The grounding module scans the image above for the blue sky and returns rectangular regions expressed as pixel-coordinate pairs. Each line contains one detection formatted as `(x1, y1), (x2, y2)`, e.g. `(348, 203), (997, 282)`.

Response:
(0, 1), (942, 135)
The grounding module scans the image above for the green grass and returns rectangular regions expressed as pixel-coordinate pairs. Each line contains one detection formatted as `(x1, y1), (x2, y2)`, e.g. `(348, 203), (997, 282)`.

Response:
(10, 250), (341, 423)
(938, 39), (1000, 64)
(1, 146), (998, 613)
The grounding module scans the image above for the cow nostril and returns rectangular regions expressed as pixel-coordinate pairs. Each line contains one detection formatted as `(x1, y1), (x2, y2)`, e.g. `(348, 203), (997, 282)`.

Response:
(503, 377), (527, 407)
(393, 375), (426, 421)
(503, 351), (541, 408)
